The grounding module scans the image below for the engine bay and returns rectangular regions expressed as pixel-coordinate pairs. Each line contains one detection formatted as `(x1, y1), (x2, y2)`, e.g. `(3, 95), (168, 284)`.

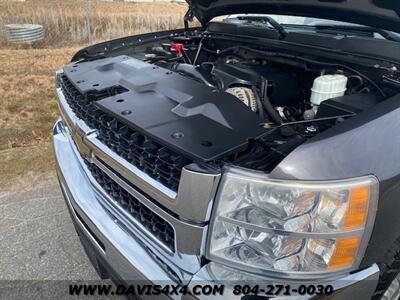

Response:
(64, 54), (269, 162)
(66, 23), (400, 172)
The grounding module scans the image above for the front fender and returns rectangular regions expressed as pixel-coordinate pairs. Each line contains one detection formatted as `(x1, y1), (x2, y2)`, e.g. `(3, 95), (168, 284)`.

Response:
(270, 94), (400, 269)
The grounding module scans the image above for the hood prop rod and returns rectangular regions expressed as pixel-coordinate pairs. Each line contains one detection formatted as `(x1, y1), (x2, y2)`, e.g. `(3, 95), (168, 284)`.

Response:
(261, 114), (355, 128)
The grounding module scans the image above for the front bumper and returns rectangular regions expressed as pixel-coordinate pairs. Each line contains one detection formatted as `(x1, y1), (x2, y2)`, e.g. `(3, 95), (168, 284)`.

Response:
(53, 118), (380, 299)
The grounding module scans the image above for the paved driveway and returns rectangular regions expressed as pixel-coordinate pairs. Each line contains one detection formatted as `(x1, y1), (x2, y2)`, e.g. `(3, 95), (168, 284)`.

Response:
(0, 182), (98, 280)
(0, 182), (112, 298)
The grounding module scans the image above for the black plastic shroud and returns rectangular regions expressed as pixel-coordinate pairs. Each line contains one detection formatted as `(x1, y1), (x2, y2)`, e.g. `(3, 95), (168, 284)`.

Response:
(64, 55), (268, 162)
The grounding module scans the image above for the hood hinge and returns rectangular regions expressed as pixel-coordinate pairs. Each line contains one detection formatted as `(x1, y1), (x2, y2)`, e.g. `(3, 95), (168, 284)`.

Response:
(184, 6), (195, 32)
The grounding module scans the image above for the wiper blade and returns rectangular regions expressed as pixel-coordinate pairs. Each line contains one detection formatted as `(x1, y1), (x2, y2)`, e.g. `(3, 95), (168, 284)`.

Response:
(237, 15), (288, 39)
(312, 24), (400, 42)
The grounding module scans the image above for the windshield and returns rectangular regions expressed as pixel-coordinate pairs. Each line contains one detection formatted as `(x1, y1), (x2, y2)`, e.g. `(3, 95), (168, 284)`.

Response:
(225, 14), (359, 26)
(223, 14), (400, 41)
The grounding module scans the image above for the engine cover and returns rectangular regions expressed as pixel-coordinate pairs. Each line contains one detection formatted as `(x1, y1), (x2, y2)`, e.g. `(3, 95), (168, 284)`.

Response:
(63, 55), (268, 161)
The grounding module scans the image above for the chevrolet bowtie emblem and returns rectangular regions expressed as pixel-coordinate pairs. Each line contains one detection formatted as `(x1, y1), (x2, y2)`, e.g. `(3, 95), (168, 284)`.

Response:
(72, 130), (92, 158)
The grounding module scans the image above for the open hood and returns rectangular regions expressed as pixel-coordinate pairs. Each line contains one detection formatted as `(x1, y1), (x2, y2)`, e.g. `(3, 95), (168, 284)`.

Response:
(186, 0), (400, 34)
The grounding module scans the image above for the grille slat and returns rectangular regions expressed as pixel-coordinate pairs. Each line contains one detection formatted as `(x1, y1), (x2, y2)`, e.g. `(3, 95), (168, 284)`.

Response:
(59, 74), (191, 192)
(58, 73), (180, 251)
(85, 160), (175, 252)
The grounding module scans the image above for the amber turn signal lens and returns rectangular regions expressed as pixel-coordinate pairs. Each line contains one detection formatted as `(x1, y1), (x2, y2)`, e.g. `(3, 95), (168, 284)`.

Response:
(342, 186), (370, 230)
(329, 237), (361, 269)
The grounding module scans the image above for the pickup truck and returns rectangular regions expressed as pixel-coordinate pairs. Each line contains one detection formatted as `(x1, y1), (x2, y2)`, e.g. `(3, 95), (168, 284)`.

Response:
(53, 0), (400, 299)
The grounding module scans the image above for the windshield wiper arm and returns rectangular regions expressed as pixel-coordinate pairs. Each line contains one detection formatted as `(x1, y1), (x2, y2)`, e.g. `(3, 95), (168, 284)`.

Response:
(237, 15), (288, 39)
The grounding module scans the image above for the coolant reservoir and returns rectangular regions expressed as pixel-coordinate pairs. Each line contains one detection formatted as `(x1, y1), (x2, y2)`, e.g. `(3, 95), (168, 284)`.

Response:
(310, 74), (348, 106)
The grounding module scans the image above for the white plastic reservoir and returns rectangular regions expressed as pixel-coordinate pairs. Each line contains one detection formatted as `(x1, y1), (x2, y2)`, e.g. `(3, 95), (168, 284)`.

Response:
(310, 74), (348, 106)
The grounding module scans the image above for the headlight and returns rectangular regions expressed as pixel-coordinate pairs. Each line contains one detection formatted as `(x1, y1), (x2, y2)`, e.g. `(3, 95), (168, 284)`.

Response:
(207, 167), (378, 278)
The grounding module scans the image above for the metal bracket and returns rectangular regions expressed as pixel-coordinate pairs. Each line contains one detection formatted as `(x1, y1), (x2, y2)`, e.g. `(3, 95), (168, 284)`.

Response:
(184, 7), (194, 32)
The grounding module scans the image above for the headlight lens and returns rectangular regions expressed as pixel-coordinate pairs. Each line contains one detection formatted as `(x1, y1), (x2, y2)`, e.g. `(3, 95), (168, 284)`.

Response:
(207, 167), (378, 277)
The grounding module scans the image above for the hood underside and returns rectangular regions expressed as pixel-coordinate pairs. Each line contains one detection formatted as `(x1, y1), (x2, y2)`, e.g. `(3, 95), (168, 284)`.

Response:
(187, 0), (400, 33)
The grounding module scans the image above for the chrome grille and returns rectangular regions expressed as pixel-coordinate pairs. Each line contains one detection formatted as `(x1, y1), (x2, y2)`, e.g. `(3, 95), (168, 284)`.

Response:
(58, 74), (191, 192)
(84, 159), (175, 252)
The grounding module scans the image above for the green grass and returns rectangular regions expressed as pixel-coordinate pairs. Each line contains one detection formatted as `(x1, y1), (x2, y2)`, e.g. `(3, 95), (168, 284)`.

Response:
(0, 142), (56, 193)
(6, 102), (24, 113)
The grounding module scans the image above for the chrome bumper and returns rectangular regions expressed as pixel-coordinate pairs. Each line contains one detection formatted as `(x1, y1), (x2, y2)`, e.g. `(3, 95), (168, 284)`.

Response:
(53, 118), (380, 299)
(54, 119), (185, 281)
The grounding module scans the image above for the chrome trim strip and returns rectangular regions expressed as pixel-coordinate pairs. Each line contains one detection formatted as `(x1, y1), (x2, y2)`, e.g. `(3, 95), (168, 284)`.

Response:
(55, 118), (378, 297)
(189, 262), (379, 300)
(55, 70), (221, 223)
(89, 157), (176, 255)
(54, 123), (193, 287)
(331, 263), (380, 291)
(85, 134), (177, 201)
(177, 165), (221, 223)
(55, 73), (177, 201)
(54, 118), (204, 273)
(87, 155), (207, 257)
(60, 179), (106, 255)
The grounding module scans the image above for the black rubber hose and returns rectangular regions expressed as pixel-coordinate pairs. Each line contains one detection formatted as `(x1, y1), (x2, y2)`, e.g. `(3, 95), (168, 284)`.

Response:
(251, 86), (264, 119)
(260, 79), (283, 124)
(262, 95), (283, 124)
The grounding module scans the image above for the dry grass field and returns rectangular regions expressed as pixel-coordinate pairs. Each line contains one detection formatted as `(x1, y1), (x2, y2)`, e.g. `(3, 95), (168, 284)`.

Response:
(0, 48), (77, 149)
(0, 48), (77, 192)
(0, 0), (186, 48)
(0, 1), (186, 192)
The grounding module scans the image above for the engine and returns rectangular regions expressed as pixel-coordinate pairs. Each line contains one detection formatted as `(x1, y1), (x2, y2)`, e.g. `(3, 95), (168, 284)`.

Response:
(166, 60), (305, 119)
(71, 29), (392, 172)
(147, 44), (385, 135)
